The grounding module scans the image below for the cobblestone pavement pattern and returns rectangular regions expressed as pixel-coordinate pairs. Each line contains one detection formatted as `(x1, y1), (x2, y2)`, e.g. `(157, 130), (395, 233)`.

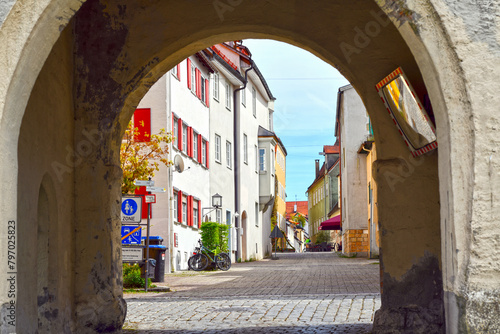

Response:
(123, 252), (381, 333)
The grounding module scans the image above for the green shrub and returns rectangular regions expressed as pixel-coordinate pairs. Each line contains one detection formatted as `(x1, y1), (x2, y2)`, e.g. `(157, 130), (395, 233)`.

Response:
(200, 221), (229, 254)
(123, 263), (153, 289)
(315, 231), (331, 244)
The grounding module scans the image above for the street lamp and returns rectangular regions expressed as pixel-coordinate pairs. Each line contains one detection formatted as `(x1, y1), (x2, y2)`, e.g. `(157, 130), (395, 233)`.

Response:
(212, 193), (222, 208)
(202, 193), (223, 221)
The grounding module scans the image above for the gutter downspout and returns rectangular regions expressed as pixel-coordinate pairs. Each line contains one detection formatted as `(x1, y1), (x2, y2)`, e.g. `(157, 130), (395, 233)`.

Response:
(233, 60), (254, 261)
(336, 89), (344, 253)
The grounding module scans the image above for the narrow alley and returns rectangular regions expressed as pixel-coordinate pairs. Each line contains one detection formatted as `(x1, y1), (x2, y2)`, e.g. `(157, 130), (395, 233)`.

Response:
(123, 252), (380, 333)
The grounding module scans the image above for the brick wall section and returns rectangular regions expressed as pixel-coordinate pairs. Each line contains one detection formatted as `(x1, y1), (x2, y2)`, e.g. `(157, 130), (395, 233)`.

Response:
(344, 229), (369, 255)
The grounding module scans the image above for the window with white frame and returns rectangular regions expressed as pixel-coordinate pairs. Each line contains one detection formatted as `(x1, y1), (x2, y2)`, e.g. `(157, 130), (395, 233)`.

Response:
(193, 200), (199, 228)
(226, 141), (232, 169)
(173, 116), (179, 149)
(241, 87), (246, 106)
(172, 65), (178, 78)
(193, 131), (198, 160)
(190, 64), (196, 94)
(225, 82), (231, 110)
(252, 87), (257, 117)
(215, 134), (221, 163)
(213, 73), (219, 101)
(271, 149), (275, 174)
(259, 148), (266, 172)
(202, 140), (207, 166)
(182, 124), (187, 153)
(216, 208), (222, 223)
(173, 191), (178, 221)
(182, 195), (187, 223)
(201, 76), (206, 102)
(243, 134), (248, 164)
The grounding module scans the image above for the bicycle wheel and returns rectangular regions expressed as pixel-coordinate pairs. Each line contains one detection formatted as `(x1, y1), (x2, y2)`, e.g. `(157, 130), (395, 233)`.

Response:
(189, 253), (209, 271)
(215, 253), (231, 271)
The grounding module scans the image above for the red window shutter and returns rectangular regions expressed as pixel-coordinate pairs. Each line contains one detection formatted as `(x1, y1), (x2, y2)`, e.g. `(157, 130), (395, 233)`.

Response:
(186, 126), (191, 156)
(133, 108), (151, 142)
(195, 69), (201, 99)
(177, 191), (183, 223)
(205, 79), (210, 107)
(206, 141), (209, 169)
(188, 196), (193, 227)
(177, 64), (181, 80)
(178, 118), (183, 150)
(134, 186), (150, 219)
(187, 59), (191, 89)
(190, 128), (194, 157)
(197, 200), (201, 226)
(197, 134), (202, 163)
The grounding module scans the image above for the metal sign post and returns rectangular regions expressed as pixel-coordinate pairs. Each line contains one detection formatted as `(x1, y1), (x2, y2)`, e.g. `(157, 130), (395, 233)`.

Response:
(144, 198), (151, 292)
(269, 225), (284, 260)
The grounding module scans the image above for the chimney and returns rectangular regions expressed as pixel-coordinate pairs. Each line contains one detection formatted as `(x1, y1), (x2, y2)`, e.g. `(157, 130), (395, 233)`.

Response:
(315, 159), (320, 178)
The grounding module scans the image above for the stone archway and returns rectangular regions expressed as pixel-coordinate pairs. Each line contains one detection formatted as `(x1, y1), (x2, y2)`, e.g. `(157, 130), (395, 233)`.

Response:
(1, 0), (499, 333)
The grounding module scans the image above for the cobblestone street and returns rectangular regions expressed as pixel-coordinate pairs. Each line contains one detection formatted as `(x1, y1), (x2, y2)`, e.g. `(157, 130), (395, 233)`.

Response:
(122, 252), (381, 333)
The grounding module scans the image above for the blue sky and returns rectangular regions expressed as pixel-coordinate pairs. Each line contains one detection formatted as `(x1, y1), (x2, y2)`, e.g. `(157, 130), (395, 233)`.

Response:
(244, 39), (349, 201)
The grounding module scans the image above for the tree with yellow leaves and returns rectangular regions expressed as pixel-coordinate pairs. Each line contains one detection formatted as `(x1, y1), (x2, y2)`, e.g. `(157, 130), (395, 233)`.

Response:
(120, 121), (173, 194)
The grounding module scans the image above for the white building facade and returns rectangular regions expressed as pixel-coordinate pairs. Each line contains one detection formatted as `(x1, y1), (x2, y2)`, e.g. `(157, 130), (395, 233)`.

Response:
(134, 42), (282, 270)
(336, 84), (371, 256)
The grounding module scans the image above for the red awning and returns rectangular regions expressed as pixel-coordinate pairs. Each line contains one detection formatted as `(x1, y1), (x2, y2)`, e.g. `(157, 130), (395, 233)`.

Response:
(319, 215), (341, 230)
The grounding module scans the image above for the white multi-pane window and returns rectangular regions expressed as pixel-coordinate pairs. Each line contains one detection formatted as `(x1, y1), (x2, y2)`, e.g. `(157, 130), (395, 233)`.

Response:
(243, 134), (248, 164)
(213, 73), (219, 101)
(173, 117), (179, 149)
(259, 148), (266, 172)
(193, 131), (198, 159)
(252, 87), (257, 117)
(271, 149), (275, 174)
(201, 76), (206, 102)
(225, 82), (231, 110)
(182, 195), (187, 223)
(202, 140), (207, 166)
(226, 141), (232, 169)
(215, 134), (221, 163)
(191, 64), (196, 93)
(216, 209), (222, 223)
(241, 87), (246, 106)
(182, 124), (187, 153)
(193, 200), (199, 228)
(173, 191), (178, 221)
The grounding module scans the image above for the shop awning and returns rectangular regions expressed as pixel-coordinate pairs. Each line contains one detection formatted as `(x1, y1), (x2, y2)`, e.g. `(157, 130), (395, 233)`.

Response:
(319, 215), (341, 230)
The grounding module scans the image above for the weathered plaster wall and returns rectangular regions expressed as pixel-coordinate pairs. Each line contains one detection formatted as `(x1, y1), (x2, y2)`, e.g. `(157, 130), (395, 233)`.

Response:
(376, 0), (500, 331)
(17, 25), (75, 333)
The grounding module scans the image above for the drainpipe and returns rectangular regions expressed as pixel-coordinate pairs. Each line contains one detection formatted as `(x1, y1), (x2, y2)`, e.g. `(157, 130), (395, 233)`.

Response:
(233, 60), (254, 261)
(336, 89), (344, 253)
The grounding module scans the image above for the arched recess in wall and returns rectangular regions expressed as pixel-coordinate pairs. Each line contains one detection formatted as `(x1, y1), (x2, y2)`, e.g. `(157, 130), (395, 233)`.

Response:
(241, 211), (248, 261)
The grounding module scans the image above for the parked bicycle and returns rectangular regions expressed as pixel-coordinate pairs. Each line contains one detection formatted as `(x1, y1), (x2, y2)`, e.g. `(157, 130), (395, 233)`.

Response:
(188, 239), (231, 271)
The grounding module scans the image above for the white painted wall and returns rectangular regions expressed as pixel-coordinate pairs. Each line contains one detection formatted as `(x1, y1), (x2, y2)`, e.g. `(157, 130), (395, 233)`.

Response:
(209, 71), (236, 261)
(339, 86), (370, 232)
